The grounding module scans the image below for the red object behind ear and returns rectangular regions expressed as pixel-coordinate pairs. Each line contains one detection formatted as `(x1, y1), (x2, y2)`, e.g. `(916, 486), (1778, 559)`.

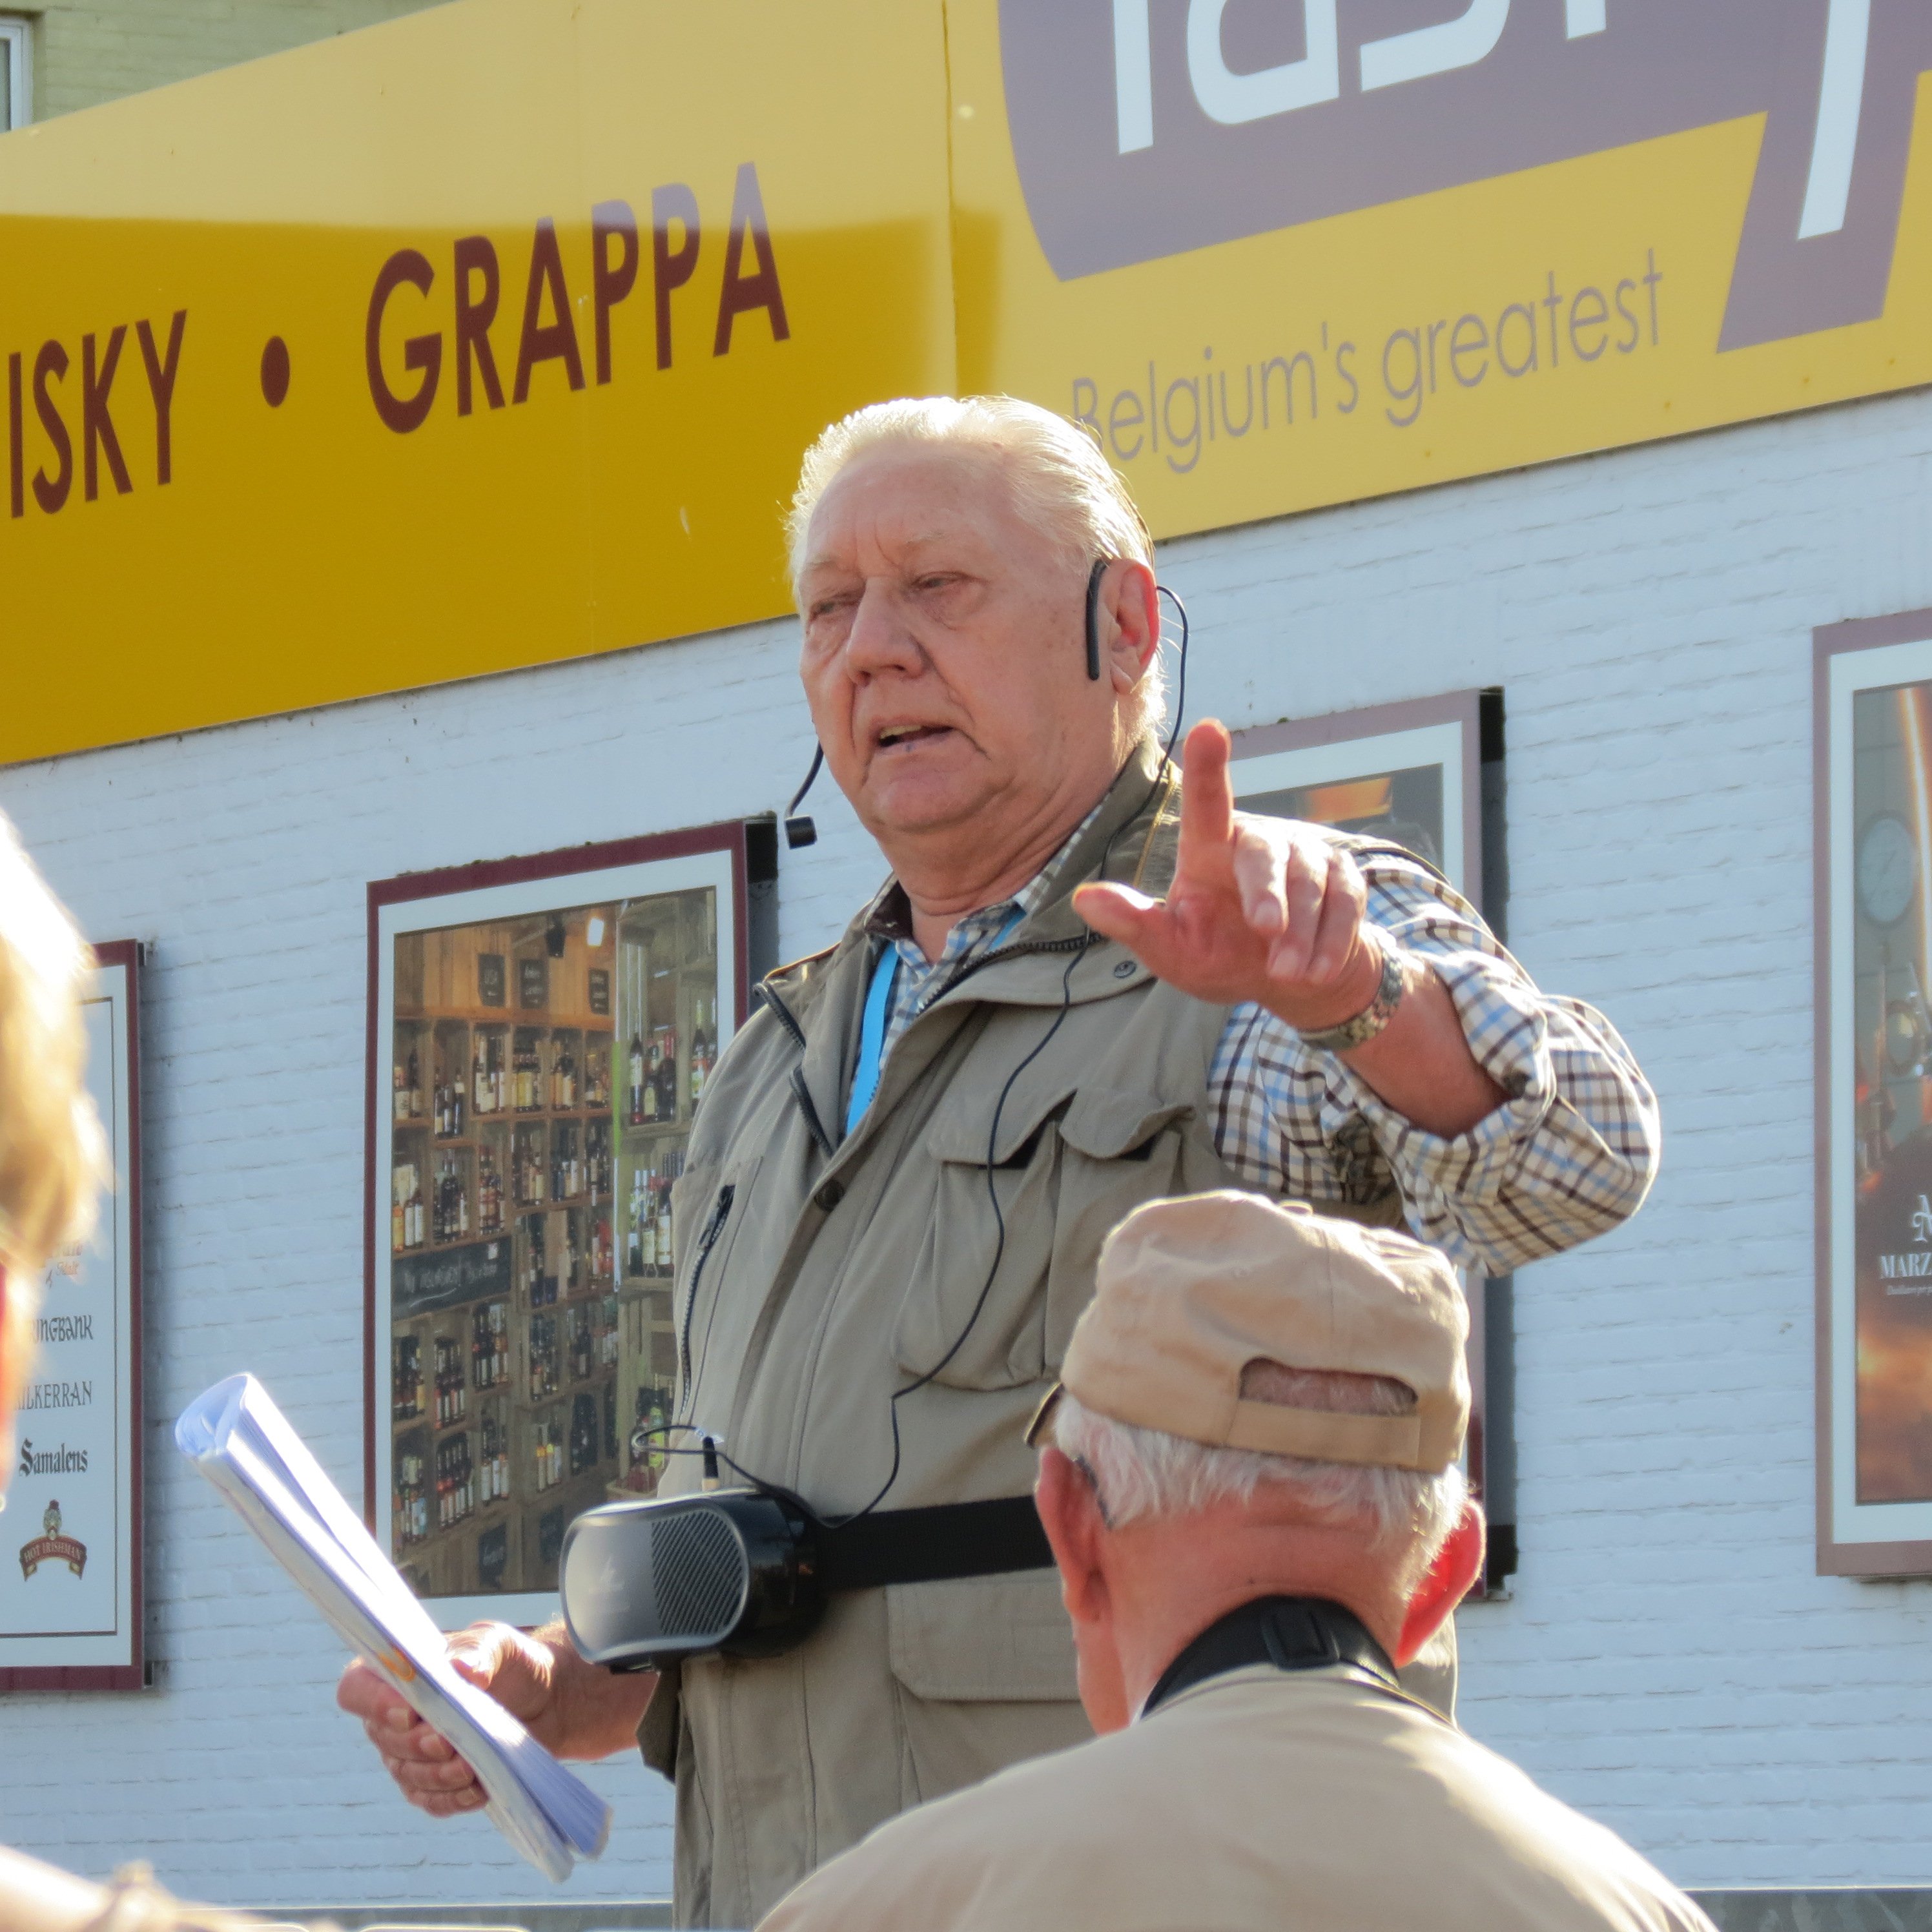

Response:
(1394, 1501), (1486, 1668)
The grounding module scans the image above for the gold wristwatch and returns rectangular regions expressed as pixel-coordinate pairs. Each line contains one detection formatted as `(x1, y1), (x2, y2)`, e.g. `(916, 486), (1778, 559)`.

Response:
(1299, 934), (1409, 1054)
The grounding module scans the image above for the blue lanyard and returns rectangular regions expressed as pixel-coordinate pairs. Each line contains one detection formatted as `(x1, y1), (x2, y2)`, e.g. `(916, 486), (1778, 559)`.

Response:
(846, 945), (900, 1135)
(845, 910), (1026, 1136)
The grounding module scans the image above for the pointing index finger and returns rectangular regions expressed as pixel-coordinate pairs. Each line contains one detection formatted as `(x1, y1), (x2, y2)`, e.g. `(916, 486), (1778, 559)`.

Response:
(1177, 719), (1235, 868)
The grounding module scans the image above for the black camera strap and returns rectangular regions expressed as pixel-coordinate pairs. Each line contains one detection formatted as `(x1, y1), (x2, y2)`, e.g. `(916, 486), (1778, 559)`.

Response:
(814, 1494), (1053, 1594)
(1142, 1595), (1399, 1716)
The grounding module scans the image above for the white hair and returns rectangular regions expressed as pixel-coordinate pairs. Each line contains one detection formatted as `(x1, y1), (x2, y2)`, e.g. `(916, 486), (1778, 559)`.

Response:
(1051, 1363), (1466, 1585)
(0, 815), (105, 1433)
(786, 395), (1168, 741)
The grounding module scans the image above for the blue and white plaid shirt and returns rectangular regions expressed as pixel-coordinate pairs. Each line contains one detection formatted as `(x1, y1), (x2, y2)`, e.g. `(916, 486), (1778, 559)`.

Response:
(864, 810), (1658, 1277)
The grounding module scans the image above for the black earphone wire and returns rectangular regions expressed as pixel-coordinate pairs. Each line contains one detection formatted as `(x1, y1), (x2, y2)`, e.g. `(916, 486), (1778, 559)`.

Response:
(828, 570), (1189, 1527)
(663, 570), (1191, 1528)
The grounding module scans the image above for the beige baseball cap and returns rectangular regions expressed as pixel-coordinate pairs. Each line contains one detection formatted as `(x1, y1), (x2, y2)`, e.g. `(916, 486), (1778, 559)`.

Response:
(1028, 1191), (1469, 1473)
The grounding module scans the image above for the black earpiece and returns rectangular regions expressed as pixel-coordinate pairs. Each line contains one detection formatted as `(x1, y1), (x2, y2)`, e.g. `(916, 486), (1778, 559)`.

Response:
(1084, 558), (1108, 681)
(784, 743), (825, 850)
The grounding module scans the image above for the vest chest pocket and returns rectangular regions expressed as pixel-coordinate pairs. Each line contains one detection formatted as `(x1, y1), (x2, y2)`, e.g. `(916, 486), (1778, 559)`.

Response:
(892, 1082), (1195, 1392)
(670, 1154), (763, 1417)
(1043, 1085), (1198, 1370)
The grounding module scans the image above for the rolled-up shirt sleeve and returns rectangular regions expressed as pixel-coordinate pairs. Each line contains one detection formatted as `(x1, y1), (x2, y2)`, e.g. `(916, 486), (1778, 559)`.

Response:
(1206, 851), (1660, 1275)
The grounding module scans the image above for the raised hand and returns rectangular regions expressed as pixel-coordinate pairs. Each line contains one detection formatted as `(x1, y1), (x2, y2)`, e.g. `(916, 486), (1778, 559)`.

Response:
(1074, 718), (1383, 1032)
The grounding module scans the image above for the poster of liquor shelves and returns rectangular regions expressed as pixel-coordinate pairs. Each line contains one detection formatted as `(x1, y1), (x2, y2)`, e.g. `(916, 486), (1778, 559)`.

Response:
(385, 881), (724, 1605)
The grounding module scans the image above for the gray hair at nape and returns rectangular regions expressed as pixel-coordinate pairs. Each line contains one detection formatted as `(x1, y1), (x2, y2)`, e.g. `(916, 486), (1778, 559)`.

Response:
(1049, 1362), (1468, 1588)
(785, 395), (1169, 742)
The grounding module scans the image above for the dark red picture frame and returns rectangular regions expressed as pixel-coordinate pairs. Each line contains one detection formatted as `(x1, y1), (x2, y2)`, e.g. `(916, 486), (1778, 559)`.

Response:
(362, 823), (755, 1530)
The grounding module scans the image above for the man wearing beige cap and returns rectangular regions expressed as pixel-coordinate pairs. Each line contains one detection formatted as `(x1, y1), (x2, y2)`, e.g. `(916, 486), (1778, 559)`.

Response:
(759, 1193), (1714, 1932)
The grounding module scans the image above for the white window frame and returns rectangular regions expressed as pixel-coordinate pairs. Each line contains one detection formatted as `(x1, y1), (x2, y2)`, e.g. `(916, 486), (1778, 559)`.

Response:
(0, 17), (32, 132)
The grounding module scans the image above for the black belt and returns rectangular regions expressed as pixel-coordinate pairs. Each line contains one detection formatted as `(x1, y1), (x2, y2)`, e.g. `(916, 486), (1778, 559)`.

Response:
(1142, 1595), (1399, 1716)
(813, 1494), (1054, 1593)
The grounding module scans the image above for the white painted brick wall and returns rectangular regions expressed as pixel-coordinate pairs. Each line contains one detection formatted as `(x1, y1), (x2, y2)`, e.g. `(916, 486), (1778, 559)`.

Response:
(3, 382), (1931, 1905)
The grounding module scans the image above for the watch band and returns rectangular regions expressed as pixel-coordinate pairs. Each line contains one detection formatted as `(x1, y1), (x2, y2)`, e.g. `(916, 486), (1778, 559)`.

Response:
(1298, 936), (1408, 1054)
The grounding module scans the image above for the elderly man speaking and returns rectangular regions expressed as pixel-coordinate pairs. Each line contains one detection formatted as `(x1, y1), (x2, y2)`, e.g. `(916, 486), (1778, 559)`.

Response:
(341, 395), (1658, 1927)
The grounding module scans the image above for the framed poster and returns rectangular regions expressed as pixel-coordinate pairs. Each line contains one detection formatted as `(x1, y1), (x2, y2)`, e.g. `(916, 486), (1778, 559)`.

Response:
(1231, 691), (1516, 1589)
(1814, 611), (1932, 1575)
(0, 940), (145, 1690)
(366, 825), (755, 1629)
(1228, 692), (1487, 912)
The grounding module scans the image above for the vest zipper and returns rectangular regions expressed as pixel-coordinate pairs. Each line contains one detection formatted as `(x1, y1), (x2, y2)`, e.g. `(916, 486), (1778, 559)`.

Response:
(759, 932), (1102, 1157)
(679, 1182), (737, 1397)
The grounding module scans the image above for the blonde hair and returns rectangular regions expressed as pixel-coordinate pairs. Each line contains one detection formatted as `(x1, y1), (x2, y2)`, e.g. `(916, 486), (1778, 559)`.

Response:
(0, 816), (106, 1421)
(786, 396), (1167, 739)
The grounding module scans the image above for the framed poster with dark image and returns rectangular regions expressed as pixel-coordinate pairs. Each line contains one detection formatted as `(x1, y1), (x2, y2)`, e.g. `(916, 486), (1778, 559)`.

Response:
(0, 941), (145, 1690)
(366, 823), (754, 1629)
(1230, 690), (1515, 1589)
(1229, 690), (1487, 910)
(1814, 613), (1932, 1574)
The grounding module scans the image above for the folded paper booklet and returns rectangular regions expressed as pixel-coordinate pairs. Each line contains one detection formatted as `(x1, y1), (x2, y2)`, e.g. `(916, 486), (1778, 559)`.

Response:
(175, 1373), (611, 1882)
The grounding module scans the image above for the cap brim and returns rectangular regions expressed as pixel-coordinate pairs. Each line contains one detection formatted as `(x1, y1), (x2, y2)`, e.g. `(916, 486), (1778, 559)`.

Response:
(1025, 1382), (1065, 1448)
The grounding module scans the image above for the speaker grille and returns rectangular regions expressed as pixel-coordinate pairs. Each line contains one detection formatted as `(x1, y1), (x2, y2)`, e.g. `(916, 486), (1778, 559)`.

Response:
(650, 1508), (746, 1639)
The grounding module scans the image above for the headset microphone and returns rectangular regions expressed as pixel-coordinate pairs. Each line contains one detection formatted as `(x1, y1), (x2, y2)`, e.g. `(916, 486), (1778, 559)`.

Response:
(1084, 558), (1107, 681)
(784, 743), (825, 850)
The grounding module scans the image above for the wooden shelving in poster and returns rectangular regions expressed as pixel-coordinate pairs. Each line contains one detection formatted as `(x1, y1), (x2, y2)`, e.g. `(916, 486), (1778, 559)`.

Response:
(385, 889), (721, 1599)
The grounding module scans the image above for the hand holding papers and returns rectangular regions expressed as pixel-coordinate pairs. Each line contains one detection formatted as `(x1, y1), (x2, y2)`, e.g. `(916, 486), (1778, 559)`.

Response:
(174, 1373), (611, 1882)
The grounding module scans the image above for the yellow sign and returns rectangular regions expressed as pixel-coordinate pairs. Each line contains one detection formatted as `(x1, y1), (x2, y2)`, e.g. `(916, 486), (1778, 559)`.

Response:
(6, 0), (1932, 763)
(0, 0), (955, 763)
(950, 0), (1932, 541)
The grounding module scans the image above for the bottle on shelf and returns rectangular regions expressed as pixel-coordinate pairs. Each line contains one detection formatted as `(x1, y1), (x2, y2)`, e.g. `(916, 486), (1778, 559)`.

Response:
(626, 1169), (645, 1277)
(480, 1412), (502, 1502)
(393, 1335), (422, 1421)
(628, 1031), (646, 1126)
(524, 1211), (551, 1306)
(639, 1166), (659, 1275)
(690, 999), (711, 1104)
(630, 1387), (668, 1491)
(435, 1056), (466, 1139)
(570, 1392), (598, 1476)
(472, 1031), (505, 1116)
(394, 1449), (429, 1548)
(529, 1310), (559, 1398)
(394, 1163), (426, 1251)
(587, 1120), (611, 1200)
(532, 1418), (564, 1492)
(478, 1146), (503, 1234)
(514, 1131), (542, 1208)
